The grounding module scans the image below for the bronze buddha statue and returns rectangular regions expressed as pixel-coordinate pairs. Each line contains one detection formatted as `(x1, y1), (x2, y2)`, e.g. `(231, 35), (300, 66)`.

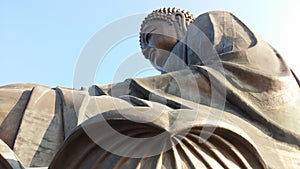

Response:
(0, 8), (299, 169)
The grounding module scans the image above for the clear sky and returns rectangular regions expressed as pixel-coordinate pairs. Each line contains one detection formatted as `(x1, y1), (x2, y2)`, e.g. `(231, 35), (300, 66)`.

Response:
(1, 0), (299, 88)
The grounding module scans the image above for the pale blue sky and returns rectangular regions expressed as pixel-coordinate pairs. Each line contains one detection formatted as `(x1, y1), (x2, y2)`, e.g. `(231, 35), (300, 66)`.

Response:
(1, 1), (299, 88)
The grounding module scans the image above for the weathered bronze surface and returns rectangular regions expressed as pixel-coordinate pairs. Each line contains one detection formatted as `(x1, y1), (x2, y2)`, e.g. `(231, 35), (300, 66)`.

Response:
(0, 8), (299, 169)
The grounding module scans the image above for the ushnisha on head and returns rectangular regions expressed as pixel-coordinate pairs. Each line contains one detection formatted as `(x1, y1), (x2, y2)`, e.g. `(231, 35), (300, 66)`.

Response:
(139, 8), (195, 72)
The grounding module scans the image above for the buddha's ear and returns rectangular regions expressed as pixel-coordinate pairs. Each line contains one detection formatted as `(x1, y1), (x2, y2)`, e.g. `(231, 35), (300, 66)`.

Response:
(174, 12), (187, 38)
(170, 12), (188, 40)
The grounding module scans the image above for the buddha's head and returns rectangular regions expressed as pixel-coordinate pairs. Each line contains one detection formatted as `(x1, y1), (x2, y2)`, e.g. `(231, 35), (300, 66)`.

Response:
(140, 8), (194, 72)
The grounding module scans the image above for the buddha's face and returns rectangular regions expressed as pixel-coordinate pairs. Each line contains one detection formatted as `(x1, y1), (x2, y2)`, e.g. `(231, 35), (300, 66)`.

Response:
(140, 20), (178, 72)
